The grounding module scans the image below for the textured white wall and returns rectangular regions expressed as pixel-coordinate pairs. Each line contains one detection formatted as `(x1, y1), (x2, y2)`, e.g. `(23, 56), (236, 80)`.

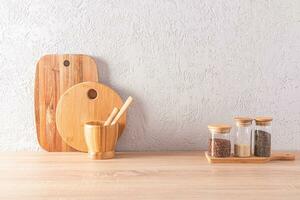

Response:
(0, 0), (299, 151)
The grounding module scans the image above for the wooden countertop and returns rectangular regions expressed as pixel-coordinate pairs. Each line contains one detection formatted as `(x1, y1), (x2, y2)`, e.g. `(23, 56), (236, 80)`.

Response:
(0, 151), (299, 199)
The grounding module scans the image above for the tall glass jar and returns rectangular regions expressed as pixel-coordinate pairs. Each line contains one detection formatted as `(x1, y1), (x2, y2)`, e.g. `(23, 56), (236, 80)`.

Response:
(208, 124), (231, 157)
(234, 117), (252, 157)
(254, 117), (272, 157)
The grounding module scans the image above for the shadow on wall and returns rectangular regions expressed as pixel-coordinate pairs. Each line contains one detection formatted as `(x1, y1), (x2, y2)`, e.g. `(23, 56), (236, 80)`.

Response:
(93, 56), (146, 151)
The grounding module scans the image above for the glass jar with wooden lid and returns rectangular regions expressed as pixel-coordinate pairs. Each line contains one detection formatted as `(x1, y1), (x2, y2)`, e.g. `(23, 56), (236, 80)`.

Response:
(254, 117), (272, 157)
(208, 124), (231, 157)
(234, 117), (252, 157)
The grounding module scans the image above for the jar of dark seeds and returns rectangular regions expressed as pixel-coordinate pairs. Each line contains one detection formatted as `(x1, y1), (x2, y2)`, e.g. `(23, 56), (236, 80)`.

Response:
(233, 117), (252, 157)
(208, 124), (231, 157)
(254, 117), (272, 157)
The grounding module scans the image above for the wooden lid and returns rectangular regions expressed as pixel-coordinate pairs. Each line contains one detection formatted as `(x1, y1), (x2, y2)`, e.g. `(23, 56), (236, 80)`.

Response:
(234, 117), (253, 127)
(208, 124), (231, 134)
(255, 117), (273, 126)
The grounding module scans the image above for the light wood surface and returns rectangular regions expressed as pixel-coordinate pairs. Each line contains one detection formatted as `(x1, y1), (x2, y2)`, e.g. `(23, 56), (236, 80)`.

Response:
(56, 82), (126, 152)
(205, 151), (295, 163)
(34, 54), (98, 152)
(84, 121), (119, 159)
(0, 151), (299, 200)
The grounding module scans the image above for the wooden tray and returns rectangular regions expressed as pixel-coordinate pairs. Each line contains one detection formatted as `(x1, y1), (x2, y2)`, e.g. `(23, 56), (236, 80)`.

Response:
(205, 151), (295, 163)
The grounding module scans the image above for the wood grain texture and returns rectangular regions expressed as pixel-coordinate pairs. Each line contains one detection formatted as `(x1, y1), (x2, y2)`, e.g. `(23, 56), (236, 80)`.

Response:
(56, 82), (126, 152)
(0, 151), (299, 200)
(34, 54), (98, 152)
(205, 151), (295, 163)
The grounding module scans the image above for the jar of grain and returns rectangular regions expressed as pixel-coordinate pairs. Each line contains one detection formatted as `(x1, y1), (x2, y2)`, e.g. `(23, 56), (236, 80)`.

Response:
(233, 117), (252, 157)
(254, 117), (272, 157)
(208, 124), (231, 157)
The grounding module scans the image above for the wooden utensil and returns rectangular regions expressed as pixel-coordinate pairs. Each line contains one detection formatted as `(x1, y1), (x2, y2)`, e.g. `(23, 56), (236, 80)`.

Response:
(84, 121), (119, 159)
(56, 82), (126, 152)
(104, 108), (119, 126)
(205, 152), (295, 163)
(34, 54), (98, 152)
(111, 96), (133, 125)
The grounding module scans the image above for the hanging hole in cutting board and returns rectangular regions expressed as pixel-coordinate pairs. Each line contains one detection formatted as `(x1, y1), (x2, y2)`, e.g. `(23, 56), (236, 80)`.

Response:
(87, 89), (97, 99)
(63, 60), (70, 67)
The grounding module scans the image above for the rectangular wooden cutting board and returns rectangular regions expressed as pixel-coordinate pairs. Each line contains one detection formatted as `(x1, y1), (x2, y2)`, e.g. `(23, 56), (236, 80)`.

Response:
(34, 54), (99, 151)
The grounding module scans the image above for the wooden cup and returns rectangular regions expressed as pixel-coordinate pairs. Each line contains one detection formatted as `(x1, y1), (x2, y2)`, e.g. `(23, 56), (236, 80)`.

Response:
(84, 121), (119, 159)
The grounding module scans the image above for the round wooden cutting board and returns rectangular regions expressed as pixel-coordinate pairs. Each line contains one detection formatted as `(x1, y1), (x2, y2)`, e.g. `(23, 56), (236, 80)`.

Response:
(56, 82), (126, 152)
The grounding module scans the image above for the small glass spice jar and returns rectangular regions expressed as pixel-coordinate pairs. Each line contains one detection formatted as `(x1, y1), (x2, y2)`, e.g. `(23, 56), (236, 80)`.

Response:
(254, 117), (272, 157)
(234, 117), (252, 157)
(208, 124), (231, 157)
